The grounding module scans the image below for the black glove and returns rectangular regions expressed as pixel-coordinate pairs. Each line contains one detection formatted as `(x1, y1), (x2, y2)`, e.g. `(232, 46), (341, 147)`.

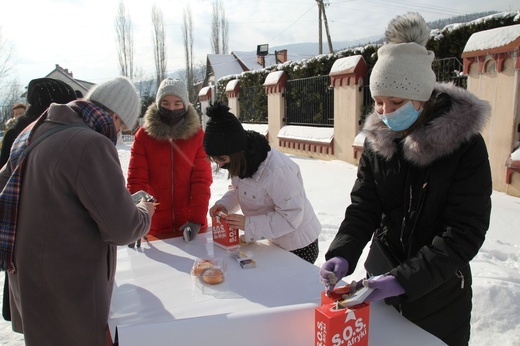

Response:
(128, 236), (148, 248)
(180, 222), (201, 242)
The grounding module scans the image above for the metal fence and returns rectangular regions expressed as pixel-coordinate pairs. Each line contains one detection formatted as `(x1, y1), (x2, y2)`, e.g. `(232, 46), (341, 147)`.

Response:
(432, 57), (467, 88)
(121, 134), (135, 143)
(238, 85), (268, 123)
(284, 75), (334, 127)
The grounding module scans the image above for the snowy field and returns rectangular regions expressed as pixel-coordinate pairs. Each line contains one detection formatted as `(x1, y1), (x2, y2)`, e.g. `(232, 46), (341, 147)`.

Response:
(1, 143), (519, 345)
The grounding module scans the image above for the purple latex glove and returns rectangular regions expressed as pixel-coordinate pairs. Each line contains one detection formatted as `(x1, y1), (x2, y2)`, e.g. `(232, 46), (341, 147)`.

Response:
(319, 257), (349, 294)
(364, 275), (405, 302)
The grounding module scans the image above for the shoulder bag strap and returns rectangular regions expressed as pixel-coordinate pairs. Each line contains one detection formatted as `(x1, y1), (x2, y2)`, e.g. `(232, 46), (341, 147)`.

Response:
(18, 123), (89, 163)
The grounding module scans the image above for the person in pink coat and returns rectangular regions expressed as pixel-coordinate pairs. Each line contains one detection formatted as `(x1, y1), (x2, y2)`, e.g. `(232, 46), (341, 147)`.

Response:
(127, 78), (212, 240)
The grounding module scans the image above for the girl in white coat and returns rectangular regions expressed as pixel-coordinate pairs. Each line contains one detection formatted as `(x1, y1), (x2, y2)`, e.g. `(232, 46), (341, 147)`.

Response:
(204, 102), (321, 263)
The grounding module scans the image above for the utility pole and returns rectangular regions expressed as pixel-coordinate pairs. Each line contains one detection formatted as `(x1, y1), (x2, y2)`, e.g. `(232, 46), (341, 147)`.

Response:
(316, 0), (333, 54)
(317, 0), (323, 54)
(321, 1), (334, 53)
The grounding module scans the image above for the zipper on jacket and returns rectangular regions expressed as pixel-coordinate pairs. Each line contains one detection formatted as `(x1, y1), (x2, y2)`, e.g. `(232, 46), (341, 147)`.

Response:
(170, 140), (176, 228)
(400, 169), (430, 257)
(456, 270), (465, 289)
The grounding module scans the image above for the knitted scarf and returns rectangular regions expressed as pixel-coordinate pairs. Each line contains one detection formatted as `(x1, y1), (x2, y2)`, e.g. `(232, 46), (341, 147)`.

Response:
(0, 100), (116, 272)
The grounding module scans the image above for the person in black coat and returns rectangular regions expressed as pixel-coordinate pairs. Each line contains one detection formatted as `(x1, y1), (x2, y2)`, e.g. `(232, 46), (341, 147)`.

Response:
(0, 78), (77, 168)
(319, 13), (491, 346)
(1, 77), (76, 321)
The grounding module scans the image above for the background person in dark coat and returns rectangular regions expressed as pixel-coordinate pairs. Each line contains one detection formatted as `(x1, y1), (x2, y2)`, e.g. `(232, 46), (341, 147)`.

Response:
(319, 13), (492, 346)
(0, 77), (77, 322)
(0, 78), (77, 168)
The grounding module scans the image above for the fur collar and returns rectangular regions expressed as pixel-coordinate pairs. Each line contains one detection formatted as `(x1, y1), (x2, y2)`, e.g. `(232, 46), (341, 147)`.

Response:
(363, 83), (491, 166)
(143, 103), (201, 140)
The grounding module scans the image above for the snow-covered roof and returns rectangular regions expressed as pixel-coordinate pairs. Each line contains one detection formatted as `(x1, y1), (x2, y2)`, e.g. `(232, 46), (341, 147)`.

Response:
(463, 23), (520, 53)
(207, 54), (245, 82)
(264, 71), (284, 85)
(353, 131), (366, 146)
(206, 50), (317, 86)
(198, 86), (211, 97)
(233, 51), (311, 71)
(225, 79), (240, 92)
(511, 146), (520, 161)
(242, 123), (268, 136)
(277, 125), (333, 144)
(330, 55), (363, 74)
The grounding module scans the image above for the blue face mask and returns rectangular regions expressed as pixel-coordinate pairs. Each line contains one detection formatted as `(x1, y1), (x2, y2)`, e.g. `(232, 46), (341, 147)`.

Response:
(377, 101), (422, 132)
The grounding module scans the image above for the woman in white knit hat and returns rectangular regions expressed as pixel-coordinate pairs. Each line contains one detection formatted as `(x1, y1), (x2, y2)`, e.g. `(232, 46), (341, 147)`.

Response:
(320, 13), (492, 345)
(127, 78), (212, 241)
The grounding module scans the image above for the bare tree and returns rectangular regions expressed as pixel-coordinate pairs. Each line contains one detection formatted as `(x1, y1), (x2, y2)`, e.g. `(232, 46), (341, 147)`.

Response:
(134, 67), (154, 100)
(1, 79), (22, 125)
(210, 1), (220, 54)
(151, 4), (167, 89)
(192, 60), (207, 86)
(133, 67), (154, 120)
(210, 0), (229, 54)
(182, 4), (195, 103)
(115, 0), (134, 79)
(0, 27), (13, 85)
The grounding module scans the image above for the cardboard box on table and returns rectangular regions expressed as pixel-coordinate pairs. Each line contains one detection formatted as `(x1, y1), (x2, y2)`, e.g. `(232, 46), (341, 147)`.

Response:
(315, 301), (370, 346)
(316, 285), (370, 346)
(211, 212), (240, 252)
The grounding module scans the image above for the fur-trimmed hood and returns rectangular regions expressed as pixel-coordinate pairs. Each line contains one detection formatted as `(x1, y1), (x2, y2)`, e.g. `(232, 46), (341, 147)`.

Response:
(363, 83), (491, 167)
(143, 103), (201, 140)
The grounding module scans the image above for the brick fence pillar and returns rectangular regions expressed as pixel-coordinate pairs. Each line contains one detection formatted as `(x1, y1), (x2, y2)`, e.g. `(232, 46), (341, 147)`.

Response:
(264, 71), (287, 149)
(225, 80), (240, 118)
(198, 86), (213, 130)
(462, 25), (520, 196)
(329, 55), (368, 164)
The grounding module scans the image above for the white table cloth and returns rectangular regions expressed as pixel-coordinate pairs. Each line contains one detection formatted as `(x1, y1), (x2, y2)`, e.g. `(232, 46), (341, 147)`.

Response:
(108, 233), (445, 345)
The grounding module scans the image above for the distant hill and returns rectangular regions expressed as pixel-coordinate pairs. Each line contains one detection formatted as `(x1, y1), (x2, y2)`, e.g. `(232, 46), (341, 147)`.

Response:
(269, 11), (501, 55)
(426, 11), (499, 29)
(270, 36), (381, 57)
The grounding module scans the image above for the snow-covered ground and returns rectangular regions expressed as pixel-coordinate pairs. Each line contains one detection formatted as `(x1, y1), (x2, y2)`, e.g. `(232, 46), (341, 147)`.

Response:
(1, 143), (519, 345)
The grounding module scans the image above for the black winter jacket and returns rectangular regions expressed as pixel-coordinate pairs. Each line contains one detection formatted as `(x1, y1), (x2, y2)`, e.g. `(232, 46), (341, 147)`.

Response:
(325, 83), (492, 346)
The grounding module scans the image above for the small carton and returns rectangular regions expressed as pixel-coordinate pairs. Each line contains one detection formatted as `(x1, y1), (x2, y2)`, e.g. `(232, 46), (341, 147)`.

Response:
(321, 285), (352, 305)
(315, 301), (370, 346)
(230, 251), (256, 269)
(212, 212), (240, 252)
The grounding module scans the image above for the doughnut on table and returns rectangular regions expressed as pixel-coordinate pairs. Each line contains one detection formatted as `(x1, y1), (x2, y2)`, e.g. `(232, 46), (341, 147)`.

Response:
(107, 231), (446, 345)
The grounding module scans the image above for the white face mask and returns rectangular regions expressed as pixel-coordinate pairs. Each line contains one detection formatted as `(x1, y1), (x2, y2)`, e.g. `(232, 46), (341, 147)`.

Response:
(377, 101), (422, 131)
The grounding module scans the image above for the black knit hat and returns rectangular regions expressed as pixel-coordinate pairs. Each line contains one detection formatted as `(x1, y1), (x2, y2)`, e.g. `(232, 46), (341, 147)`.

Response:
(203, 102), (247, 156)
(27, 78), (76, 112)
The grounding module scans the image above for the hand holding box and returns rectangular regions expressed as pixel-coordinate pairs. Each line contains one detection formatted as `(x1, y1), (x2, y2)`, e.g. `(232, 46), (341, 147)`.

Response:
(212, 211), (240, 252)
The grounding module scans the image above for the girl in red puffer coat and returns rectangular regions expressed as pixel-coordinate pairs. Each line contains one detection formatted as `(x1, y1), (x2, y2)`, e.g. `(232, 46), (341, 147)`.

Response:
(127, 78), (212, 240)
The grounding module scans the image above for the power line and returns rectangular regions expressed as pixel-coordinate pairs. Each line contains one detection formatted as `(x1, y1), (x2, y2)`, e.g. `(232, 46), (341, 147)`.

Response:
(329, 0), (476, 17)
(269, 4), (317, 42)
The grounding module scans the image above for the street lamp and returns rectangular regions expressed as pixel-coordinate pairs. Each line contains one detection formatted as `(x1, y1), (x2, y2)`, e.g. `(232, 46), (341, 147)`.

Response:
(257, 44), (269, 68)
